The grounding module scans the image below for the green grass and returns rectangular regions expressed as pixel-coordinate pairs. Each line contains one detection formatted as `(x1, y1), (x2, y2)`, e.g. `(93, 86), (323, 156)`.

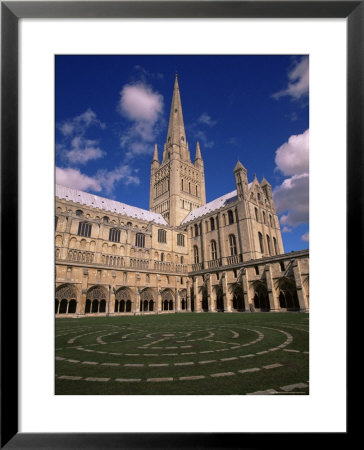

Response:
(55, 312), (309, 395)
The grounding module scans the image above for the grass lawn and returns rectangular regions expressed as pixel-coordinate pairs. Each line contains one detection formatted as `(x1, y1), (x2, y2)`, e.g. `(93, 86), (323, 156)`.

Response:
(55, 312), (309, 395)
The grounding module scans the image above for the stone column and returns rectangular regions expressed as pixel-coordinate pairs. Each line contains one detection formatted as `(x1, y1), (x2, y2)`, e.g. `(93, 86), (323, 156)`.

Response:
(221, 272), (232, 312)
(135, 288), (141, 315)
(186, 280), (191, 312)
(175, 288), (179, 313)
(78, 289), (87, 315)
(206, 274), (215, 312)
(265, 264), (280, 312)
(241, 268), (251, 312)
(193, 277), (202, 312)
(291, 259), (309, 312)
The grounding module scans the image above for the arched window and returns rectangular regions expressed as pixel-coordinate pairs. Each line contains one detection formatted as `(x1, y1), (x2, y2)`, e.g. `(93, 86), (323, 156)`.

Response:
(229, 234), (237, 256)
(210, 217), (215, 231)
(161, 253), (164, 262)
(211, 240), (217, 260)
(263, 211), (266, 224)
(55, 216), (58, 230)
(103, 216), (109, 223)
(109, 228), (120, 243)
(196, 185), (198, 196)
(75, 209), (83, 216)
(194, 224), (199, 237)
(266, 235), (271, 255)
(269, 215), (273, 227)
(181, 256), (184, 264)
(193, 246), (199, 264)
(258, 232), (264, 253)
(158, 229), (167, 243)
(273, 237), (278, 255)
(181, 178), (184, 191)
(228, 210), (234, 225)
(78, 221), (92, 237)
(257, 193), (261, 201)
(255, 208), (259, 221)
(135, 233), (145, 248)
(177, 234), (185, 246)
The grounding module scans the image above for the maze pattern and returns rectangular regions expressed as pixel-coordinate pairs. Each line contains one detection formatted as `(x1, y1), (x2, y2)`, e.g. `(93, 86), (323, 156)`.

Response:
(56, 317), (309, 395)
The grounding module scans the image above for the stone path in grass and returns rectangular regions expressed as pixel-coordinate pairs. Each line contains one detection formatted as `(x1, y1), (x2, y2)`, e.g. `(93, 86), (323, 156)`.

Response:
(55, 321), (309, 394)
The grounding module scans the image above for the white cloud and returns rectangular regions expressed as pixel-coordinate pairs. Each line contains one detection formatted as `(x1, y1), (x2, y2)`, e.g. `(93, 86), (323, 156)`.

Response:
(301, 231), (309, 242)
(57, 109), (106, 165)
(118, 83), (164, 158)
(273, 56), (309, 100)
(274, 173), (309, 227)
(275, 129), (309, 176)
(56, 164), (140, 195)
(62, 137), (106, 165)
(194, 130), (214, 149)
(198, 113), (217, 127)
(58, 108), (105, 137)
(55, 167), (102, 192)
(273, 129), (309, 228)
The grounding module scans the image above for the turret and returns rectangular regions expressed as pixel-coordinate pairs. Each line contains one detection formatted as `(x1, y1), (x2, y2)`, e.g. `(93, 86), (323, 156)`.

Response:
(233, 160), (248, 200)
(151, 144), (160, 172)
(194, 141), (203, 168)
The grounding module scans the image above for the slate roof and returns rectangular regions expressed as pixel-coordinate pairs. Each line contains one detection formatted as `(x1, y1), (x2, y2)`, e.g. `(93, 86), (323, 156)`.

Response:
(55, 184), (168, 225)
(181, 190), (238, 224)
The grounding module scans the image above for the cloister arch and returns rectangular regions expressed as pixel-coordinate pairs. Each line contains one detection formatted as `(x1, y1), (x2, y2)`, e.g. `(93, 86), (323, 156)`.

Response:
(277, 277), (300, 310)
(140, 288), (155, 312)
(55, 284), (78, 314)
(252, 281), (270, 311)
(180, 289), (188, 310)
(85, 286), (107, 314)
(232, 284), (245, 312)
(215, 285), (224, 312)
(161, 289), (174, 312)
(115, 287), (132, 313)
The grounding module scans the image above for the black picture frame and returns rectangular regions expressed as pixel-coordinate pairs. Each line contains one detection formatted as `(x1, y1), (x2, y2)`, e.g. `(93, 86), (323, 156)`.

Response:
(1, 1), (358, 447)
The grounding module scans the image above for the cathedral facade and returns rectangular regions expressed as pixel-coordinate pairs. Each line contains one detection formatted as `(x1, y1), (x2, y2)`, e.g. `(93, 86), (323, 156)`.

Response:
(55, 76), (309, 317)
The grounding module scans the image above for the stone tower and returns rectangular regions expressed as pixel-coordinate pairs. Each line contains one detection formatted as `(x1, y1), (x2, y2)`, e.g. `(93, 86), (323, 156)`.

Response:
(149, 75), (206, 226)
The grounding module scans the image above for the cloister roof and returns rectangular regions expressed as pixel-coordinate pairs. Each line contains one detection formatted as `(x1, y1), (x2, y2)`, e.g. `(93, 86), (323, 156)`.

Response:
(56, 184), (168, 225)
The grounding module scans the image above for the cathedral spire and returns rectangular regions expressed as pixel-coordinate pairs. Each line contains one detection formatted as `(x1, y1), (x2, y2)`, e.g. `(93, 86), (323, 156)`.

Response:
(165, 74), (187, 150)
(152, 144), (159, 163)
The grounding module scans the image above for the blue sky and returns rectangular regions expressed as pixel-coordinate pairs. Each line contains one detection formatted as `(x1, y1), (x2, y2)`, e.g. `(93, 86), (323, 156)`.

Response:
(55, 55), (309, 252)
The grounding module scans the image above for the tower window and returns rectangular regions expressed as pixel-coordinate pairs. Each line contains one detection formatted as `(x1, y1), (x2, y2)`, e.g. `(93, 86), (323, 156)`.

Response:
(109, 228), (120, 243)
(266, 235), (271, 255)
(135, 233), (145, 248)
(194, 224), (199, 237)
(228, 210), (234, 225)
(229, 234), (237, 256)
(76, 209), (83, 217)
(193, 246), (199, 264)
(78, 221), (92, 237)
(210, 217), (215, 231)
(177, 234), (185, 246)
(255, 207), (259, 221)
(211, 240), (217, 260)
(161, 253), (164, 262)
(273, 237), (278, 255)
(258, 232), (264, 254)
(158, 229), (167, 243)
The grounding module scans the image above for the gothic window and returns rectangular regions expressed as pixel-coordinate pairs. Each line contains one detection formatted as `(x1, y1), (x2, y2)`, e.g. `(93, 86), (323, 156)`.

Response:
(158, 229), (167, 243)
(229, 234), (237, 256)
(255, 207), (259, 221)
(263, 211), (266, 224)
(103, 216), (109, 223)
(194, 224), (199, 237)
(228, 210), (234, 225)
(258, 232), (264, 253)
(257, 193), (261, 201)
(196, 185), (198, 196)
(135, 233), (145, 248)
(109, 228), (120, 243)
(78, 221), (92, 237)
(211, 240), (217, 260)
(181, 179), (184, 191)
(266, 235), (271, 255)
(273, 237), (278, 255)
(193, 246), (199, 264)
(161, 253), (164, 262)
(76, 209), (83, 216)
(210, 217), (215, 231)
(177, 234), (185, 246)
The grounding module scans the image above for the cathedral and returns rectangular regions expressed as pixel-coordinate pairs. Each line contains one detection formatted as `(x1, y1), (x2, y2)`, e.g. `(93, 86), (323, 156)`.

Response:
(55, 75), (309, 316)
